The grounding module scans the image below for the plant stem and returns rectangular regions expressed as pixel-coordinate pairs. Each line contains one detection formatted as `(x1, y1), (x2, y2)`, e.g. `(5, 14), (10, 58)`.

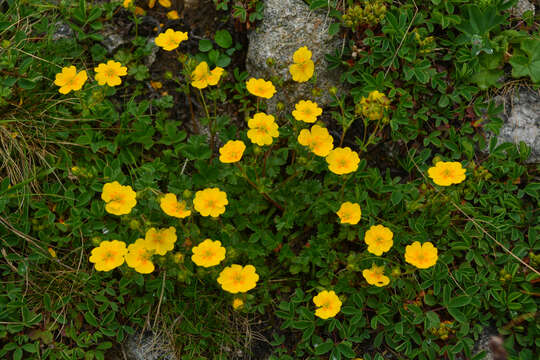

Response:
(235, 163), (284, 211)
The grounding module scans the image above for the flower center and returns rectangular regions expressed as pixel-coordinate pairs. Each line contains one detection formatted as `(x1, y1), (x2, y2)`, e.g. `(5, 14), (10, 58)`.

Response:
(233, 274), (244, 284)
(206, 200), (216, 208)
(106, 69), (116, 78)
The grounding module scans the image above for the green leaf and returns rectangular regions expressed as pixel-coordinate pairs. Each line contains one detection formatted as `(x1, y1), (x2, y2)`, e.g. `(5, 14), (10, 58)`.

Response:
(198, 39), (213, 52)
(448, 295), (471, 308)
(314, 340), (333, 355)
(447, 307), (467, 322)
(509, 38), (540, 83)
(337, 342), (356, 358)
(215, 29), (233, 49)
(84, 311), (99, 327)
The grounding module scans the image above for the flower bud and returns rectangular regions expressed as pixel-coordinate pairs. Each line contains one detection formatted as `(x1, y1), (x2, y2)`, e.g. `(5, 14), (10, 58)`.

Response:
(329, 86), (338, 96)
(164, 71), (173, 80)
(129, 219), (141, 230)
(182, 189), (192, 199)
(276, 102), (285, 111)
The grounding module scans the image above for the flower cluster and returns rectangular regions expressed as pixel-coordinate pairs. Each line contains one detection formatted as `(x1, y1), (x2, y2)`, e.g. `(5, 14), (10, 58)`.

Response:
(357, 90), (391, 121)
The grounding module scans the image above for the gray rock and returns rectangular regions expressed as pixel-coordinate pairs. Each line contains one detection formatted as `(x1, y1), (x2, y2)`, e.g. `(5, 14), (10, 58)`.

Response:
(101, 26), (129, 53)
(122, 331), (175, 360)
(470, 327), (508, 360)
(510, 0), (535, 17)
(493, 87), (540, 163)
(52, 21), (74, 40)
(246, 0), (345, 110)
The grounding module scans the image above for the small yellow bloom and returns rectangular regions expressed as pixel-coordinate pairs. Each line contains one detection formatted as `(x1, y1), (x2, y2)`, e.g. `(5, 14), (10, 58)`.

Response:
(167, 10), (179, 19)
(144, 227), (177, 255)
(173, 252), (184, 263)
(289, 46), (314, 83)
(89, 240), (127, 272)
(245, 78), (276, 99)
(122, 0), (133, 8)
(359, 90), (390, 121)
(362, 264), (390, 287)
(219, 140), (246, 163)
(364, 224), (393, 256)
(155, 28), (188, 51)
(54, 66), (88, 94)
(125, 239), (155, 274)
(193, 188), (228, 217)
(159, 0), (171, 7)
(160, 193), (191, 218)
(247, 112), (279, 146)
(336, 202), (361, 225)
(313, 290), (342, 319)
(427, 161), (466, 186)
(297, 124), (333, 157)
(191, 239), (226, 267)
(191, 61), (224, 89)
(134, 6), (146, 15)
(325, 147), (360, 175)
(232, 298), (244, 309)
(405, 241), (438, 269)
(48, 247), (57, 258)
(150, 81), (163, 89)
(217, 264), (259, 293)
(94, 60), (127, 87)
(148, 0), (156, 7)
(101, 181), (137, 215)
(292, 100), (322, 123)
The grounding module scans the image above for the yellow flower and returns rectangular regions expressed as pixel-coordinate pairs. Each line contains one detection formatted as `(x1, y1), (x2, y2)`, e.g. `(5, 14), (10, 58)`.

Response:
(125, 239), (155, 274)
(297, 124), (333, 157)
(336, 202), (361, 225)
(48, 247), (57, 258)
(245, 78), (276, 99)
(232, 298), (244, 310)
(150, 81), (163, 89)
(167, 10), (179, 19)
(89, 240), (127, 271)
(325, 147), (360, 175)
(54, 66), (88, 94)
(135, 6), (146, 15)
(122, 0), (133, 8)
(155, 28), (188, 51)
(362, 264), (390, 287)
(160, 193), (191, 218)
(359, 90), (390, 121)
(94, 60), (127, 87)
(101, 181), (137, 215)
(427, 161), (466, 186)
(292, 100), (322, 123)
(191, 61), (224, 89)
(217, 264), (259, 293)
(364, 224), (393, 256)
(193, 187), (228, 217)
(191, 239), (226, 267)
(219, 140), (246, 163)
(289, 46), (314, 83)
(313, 290), (342, 319)
(159, 0), (171, 7)
(405, 241), (438, 269)
(148, 0), (156, 7)
(247, 112), (279, 146)
(144, 227), (177, 255)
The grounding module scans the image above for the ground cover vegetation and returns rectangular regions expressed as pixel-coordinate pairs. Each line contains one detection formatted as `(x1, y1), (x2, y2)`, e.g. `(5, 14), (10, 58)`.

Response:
(0, 0), (539, 359)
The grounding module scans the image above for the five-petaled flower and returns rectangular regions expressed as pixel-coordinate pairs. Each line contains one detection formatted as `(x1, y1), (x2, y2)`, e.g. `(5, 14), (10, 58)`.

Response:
(289, 46), (315, 83)
(405, 241), (438, 269)
(217, 264), (259, 293)
(54, 66), (88, 94)
(144, 227), (177, 255)
(364, 224), (393, 256)
(362, 264), (390, 287)
(245, 78), (276, 99)
(101, 181), (137, 215)
(193, 188), (228, 217)
(428, 161), (466, 186)
(94, 60), (128, 87)
(336, 202), (361, 225)
(191, 61), (224, 89)
(219, 140), (246, 163)
(155, 28), (188, 51)
(297, 124), (333, 157)
(89, 240), (127, 272)
(125, 238), (155, 274)
(325, 147), (360, 175)
(191, 239), (226, 267)
(247, 113), (279, 146)
(358, 90), (390, 121)
(292, 100), (322, 123)
(160, 193), (191, 218)
(313, 290), (342, 319)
